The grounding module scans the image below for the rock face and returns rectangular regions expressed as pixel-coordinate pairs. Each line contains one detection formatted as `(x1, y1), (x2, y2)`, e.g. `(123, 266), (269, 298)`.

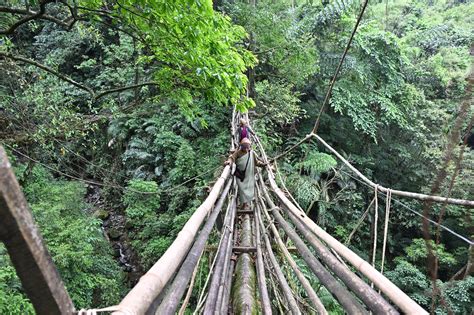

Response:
(94, 209), (110, 220)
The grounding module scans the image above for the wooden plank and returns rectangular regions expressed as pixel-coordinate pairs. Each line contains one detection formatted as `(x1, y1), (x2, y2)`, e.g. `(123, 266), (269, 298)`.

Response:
(232, 246), (256, 253)
(237, 210), (254, 215)
(0, 146), (75, 315)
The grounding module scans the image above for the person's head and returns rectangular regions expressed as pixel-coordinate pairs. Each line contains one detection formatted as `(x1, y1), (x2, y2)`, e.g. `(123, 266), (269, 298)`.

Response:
(240, 137), (251, 152)
(239, 118), (247, 127)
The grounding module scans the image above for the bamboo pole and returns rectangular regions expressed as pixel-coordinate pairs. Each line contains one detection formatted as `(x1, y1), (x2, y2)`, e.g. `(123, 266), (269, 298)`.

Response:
(154, 178), (233, 315)
(231, 214), (257, 314)
(256, 190), (327, 315)
(311, 133), (474, 207)
(285, 210), (398, 314)
(0, 146), (75, 315)
(204, 192), (237, 314)
(249, 114), (428, 314)
(257, 203), (302, 315)
(215, 199), (239, 312)
(260, 186), (367, 314)
(218, 259), (235, 314)
(114, 165), (231, 315)
(265, 171), (428, 314)
(254, 203), (272, 315)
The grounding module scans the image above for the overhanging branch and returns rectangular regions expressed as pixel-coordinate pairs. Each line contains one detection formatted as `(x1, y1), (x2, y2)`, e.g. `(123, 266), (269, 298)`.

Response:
(95, 82), (158, 100)
(0, 52), (158, 101)
(0, 0), (56, 35)
(0, 52), (95, 96)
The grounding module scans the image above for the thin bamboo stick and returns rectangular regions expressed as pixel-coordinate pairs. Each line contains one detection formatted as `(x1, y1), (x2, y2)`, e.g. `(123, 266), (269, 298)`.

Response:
(114, 165), (231, 315)
(257, 191), (327, 315)
(203, 192), (237, 314)
(285, 210), (398, 314)
(254, 203), (272, 315)
(257, 203), (302, 315)
(261, 190), (367, 314)
(218, 259), (235, 314)
(154, 178), (233, 314)
(266, 171), (428, 314)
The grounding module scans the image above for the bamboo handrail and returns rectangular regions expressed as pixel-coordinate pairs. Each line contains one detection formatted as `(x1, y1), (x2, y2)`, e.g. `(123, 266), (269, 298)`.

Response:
(254, 202), (272, 315)
(113, 166), (231, 315)
(257, 202), (302, 315)
(256, 185), (327, 315)
(285, 210), (398, 314)
(311, 133), (474, 207)
(260, 185), (367, 314)
(265, 171), (428, 314)
(154, 177), (233, 315)
(204, 189), (237, 313)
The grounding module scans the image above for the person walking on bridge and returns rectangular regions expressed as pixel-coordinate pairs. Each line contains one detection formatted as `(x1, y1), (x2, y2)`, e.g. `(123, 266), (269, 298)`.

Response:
(236, 118), (255, 142)
(225, 137), (265, 210)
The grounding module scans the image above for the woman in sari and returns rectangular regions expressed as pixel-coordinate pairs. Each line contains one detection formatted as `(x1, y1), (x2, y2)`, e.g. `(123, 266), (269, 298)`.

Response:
(224, 137), (266, 210)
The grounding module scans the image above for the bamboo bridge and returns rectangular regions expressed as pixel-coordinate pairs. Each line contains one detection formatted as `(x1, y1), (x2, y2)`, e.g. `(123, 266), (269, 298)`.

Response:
(1, 109), (473, 315)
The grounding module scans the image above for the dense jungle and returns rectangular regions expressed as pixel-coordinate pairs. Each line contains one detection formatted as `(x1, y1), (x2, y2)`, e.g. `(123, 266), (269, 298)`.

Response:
(0, 0), (473, 314)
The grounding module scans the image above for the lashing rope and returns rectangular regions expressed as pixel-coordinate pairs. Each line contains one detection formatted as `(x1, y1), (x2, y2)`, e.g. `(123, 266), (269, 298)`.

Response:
(380, 189), (392, 275)
(371, 185), (379, 289)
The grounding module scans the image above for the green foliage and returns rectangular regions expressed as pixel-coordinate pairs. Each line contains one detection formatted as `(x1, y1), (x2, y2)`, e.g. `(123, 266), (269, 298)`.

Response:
(405, 239), (457, 270)
(286, 174), (320, 210)
(294, 152), (337, 177)
(0, 165), (124, 310)
(330, 24), (416, 139)
(101, 0), (256, 116)
(386, 259), (474, 314)
(386, 259), (431, 307)
(225, 0), (318, 89)
(255, 80), (305, 127)
(123, 180), (164, 268)
(0, 251), (34, 314)
(315, 0), (357, 27)
(123, 180), (160, 221)
(435, 276), (474, 315)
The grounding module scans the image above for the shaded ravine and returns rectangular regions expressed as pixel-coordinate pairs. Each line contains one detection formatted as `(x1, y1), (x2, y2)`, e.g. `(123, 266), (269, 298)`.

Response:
(86, 185), (143, 287)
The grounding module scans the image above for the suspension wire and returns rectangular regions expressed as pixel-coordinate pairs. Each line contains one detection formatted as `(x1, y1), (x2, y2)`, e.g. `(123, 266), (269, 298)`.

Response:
(270, 0), (370, 162)
(312, 0), (370, 134)
(2, 143), (221, 195)
(339, 169), (473, 245)
(53, 138), (115, 180)
(6, 117), (224, 195)
(6, 117), (126, 182)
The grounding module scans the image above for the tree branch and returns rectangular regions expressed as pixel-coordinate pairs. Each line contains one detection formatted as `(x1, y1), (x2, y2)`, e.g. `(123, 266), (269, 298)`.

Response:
(0, 52), (95, 96)
(0, 52), (159, 101)
(0, 0), (56, 35)
(94, 82), (158, 100)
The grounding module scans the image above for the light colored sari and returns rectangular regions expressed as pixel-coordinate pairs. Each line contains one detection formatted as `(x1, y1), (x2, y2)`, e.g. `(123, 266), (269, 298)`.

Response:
(235, 151), (256, 204)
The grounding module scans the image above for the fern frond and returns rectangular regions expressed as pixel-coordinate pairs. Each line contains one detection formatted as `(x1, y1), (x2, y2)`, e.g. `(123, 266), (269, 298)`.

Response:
(316, 0), (356, 27)
(294, 152), (337, 178)
(286, 174), (320, 209)
(319, 52), (356, 77)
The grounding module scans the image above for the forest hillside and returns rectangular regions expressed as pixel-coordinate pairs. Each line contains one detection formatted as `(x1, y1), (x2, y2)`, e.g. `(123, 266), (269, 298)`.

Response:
(0, 0), (473, 314)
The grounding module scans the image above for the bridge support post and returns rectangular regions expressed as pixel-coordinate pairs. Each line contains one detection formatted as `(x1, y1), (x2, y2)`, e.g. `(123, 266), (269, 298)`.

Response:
(0, 146), (75, 315)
